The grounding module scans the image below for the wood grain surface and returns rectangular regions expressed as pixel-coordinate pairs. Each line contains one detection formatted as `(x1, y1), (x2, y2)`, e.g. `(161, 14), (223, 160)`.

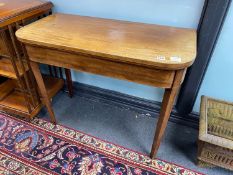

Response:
(0, 0), (53, 27)
(16, 13), (197, 70)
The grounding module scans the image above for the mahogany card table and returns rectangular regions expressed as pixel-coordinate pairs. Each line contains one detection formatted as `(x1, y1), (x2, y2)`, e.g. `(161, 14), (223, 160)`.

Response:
(16, 13), (197, 158)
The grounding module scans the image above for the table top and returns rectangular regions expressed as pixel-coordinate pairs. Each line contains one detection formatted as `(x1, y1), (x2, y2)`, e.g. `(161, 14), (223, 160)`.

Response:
(16, 13), (197, 70)
(0, 0), (52, 27)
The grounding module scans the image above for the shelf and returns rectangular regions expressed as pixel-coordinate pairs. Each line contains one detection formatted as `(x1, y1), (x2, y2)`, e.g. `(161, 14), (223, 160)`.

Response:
(0, 57), (29, 79)
(0, 90), (29, 113)
(0, 76), (64, 118)
(43, 75), (64, 99)
(0, 79), (15, 100)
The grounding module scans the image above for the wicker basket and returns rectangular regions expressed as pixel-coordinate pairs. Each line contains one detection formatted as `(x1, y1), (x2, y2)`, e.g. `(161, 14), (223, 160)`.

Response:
(198, 96), (233, 171)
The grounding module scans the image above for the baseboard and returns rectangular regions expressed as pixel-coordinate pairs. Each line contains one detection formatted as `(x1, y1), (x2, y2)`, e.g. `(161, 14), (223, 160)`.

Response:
(70, 82), (199, 129)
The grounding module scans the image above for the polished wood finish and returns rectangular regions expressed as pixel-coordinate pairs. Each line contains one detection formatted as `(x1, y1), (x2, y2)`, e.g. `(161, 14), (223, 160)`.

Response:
(0, 31), (10, 56)
(0, 0), (53, 27)
(16, 13), (197, 158)
(16, 14), (196, 70)
(30, 61), (56, 124)
(150, 69), (186, 158)
(0, 90), (30, 114)
(25, 45), (175, 88)
(65, 68), (73, 97)
(0, 57), (29, 79)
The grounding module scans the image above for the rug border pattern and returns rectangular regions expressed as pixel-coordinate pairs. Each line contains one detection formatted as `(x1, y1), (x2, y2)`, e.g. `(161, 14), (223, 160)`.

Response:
(0, 112), (203, 175)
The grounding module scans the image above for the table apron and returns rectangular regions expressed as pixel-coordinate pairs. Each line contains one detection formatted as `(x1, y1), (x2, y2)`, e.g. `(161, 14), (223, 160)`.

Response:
(26, 45), (175, 88)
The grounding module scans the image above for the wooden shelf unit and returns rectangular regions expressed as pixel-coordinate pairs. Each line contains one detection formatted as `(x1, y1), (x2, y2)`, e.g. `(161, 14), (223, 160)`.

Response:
(0, 75), (64, 119)
(0, 0), (69, 120)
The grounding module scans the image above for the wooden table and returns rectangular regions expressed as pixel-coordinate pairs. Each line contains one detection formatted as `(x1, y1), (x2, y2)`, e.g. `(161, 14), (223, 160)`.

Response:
(16, 13), (197, 158)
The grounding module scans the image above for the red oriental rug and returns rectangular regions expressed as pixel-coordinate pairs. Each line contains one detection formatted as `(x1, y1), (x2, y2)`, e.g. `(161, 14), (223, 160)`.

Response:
(0, 112), (203, 175)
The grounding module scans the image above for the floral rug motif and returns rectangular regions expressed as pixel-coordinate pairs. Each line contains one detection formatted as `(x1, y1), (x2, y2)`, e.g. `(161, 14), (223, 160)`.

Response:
(0, 112), (203, 175)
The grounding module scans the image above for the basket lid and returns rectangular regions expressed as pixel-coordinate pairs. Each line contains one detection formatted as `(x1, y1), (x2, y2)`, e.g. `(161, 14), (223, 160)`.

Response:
(199, 96), (233, 149)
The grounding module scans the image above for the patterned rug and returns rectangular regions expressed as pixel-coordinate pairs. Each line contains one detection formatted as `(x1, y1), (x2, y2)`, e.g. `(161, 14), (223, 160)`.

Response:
(0, 112), (203, 175)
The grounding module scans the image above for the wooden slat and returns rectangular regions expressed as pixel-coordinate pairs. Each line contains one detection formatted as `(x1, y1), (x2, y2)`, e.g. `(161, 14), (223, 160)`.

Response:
(0, 32), (9, 56)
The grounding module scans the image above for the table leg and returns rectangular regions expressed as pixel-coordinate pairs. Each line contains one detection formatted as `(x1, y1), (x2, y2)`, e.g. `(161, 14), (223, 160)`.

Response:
(150, 70), (185, 158)
(30, 61), (57, 124)
(65, 68), (73, 98)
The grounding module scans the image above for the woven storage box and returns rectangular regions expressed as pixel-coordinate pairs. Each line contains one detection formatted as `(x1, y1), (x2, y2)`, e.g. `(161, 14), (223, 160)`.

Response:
(198, 96), (233, 170)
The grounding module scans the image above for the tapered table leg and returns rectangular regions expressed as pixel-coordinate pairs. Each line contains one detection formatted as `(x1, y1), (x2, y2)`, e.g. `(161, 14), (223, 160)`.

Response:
(150, 70), (185, 158)
(65, 68), (73, 98)
(30, 61), (57, 124)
